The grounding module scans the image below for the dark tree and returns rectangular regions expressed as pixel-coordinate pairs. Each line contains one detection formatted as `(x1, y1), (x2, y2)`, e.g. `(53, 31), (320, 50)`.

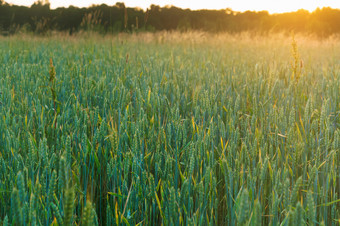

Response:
(1, 1), (340, 37)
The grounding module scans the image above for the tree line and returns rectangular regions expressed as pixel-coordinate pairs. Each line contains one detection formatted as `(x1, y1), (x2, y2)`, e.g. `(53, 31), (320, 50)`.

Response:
(1, 0), (340, 36)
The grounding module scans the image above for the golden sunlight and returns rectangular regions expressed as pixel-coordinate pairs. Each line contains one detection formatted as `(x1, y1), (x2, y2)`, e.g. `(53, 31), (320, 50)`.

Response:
(5, 0), (340, 13)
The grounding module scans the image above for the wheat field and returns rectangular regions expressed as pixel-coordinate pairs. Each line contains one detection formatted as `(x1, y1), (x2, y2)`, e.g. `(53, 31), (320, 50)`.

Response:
(0, 32), (339, 225)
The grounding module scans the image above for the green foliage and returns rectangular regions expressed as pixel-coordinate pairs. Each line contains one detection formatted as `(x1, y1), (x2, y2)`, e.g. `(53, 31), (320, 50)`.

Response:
(0, 33), (339, 225)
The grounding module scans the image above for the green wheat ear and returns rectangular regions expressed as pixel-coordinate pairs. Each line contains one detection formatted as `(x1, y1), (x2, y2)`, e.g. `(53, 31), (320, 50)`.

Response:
(51, 203), (63, 225)
(91, 206), (99, 226)
(63, 187), (74, 226)
(82, 201), (93, 226)
(2, 215), (8, 226)
(307, 191), (315, 226)
(11, 188), (22, 225)
(295, 202), (304, 225)
(238, 188), (250, 226)
(48, 170), (57, 207)
(287, 208), (295, 226)
(252, 200), (261, 226)
(291, 176), (302, 206)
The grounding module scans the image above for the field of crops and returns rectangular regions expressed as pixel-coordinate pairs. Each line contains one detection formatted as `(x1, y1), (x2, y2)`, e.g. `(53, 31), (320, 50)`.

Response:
(0, 32), (339, 225)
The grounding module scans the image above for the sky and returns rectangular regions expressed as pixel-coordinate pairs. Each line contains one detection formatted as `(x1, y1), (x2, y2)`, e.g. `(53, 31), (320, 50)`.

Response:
(5, 0), (340, 13)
